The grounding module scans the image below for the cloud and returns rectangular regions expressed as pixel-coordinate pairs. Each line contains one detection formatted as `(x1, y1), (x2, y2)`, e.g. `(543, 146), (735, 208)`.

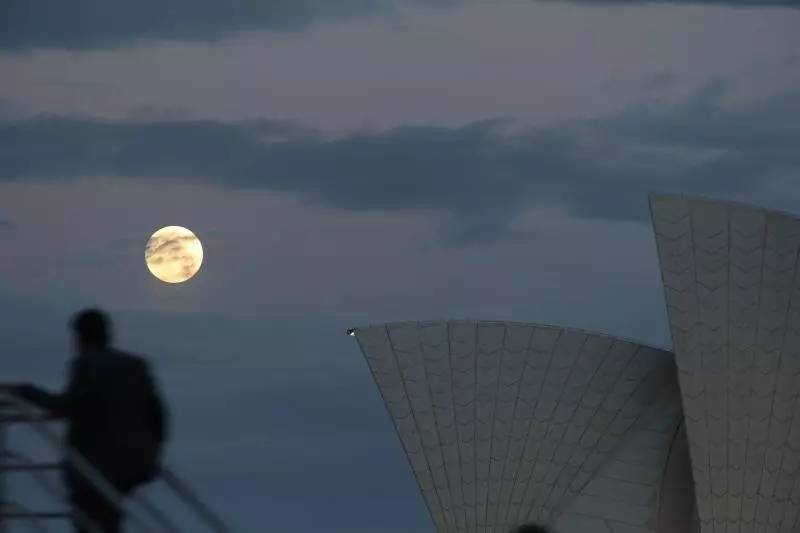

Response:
(2, 0), (797, 52)
(644, 71), (679, 90)
(0, 0), (445, 51)
(1, 82), (798, 242)
(0, 201), (14, 230)
(0, 99), (27, 122)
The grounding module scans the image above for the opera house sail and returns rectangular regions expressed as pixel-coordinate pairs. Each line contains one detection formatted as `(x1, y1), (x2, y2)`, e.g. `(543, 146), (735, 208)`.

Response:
(351, 321), (690, 532)
(651, 195), (800, 532)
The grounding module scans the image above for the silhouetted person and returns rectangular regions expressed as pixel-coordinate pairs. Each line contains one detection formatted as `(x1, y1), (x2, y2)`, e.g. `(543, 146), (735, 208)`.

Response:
(13, 309), (167, 533)
(512, 524), (551, 533)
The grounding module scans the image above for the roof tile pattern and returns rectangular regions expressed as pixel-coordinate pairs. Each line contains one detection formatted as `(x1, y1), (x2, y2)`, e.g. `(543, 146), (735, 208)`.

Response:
(651, 194), (800, 532)
(354, 321), (678, 532)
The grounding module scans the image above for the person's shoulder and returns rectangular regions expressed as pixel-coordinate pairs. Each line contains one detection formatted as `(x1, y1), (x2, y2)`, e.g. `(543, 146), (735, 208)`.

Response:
(111, 349), (153, 371)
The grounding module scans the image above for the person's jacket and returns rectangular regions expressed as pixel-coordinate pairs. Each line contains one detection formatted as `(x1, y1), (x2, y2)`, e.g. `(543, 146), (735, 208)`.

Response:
(18, 348), (167, 490)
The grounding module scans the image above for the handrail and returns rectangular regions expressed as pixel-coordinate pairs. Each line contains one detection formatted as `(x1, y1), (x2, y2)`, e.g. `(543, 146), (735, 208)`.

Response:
(0, 502), (50, 533)
(0, 391), (232, 533)
(0, 392), (156, 532)
(160, 469), (231, 533)
(1, 450), (104, 533)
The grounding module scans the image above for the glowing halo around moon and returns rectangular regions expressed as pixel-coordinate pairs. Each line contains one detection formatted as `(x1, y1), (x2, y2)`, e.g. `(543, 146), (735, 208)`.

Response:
(145, 226), (203, 284)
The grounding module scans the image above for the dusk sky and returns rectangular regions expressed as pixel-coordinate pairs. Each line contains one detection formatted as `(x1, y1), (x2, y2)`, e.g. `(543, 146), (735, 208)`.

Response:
(1, 1), (799, 531)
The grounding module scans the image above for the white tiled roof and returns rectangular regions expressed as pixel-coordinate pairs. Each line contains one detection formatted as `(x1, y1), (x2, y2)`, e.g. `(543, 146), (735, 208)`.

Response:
(652, 194), (800, 532)
(353, 321), (682, 532)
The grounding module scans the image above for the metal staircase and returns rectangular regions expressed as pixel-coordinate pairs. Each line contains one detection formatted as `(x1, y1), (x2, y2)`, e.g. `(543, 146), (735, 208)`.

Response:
(0, 390), (231, 533)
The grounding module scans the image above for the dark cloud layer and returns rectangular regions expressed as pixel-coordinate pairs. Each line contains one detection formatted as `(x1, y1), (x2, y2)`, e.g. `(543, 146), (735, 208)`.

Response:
(1, 0), (797, 51)
(0, 0), (455, 51)
(1, 83), (799, 242)
(0, 0), (372, 50)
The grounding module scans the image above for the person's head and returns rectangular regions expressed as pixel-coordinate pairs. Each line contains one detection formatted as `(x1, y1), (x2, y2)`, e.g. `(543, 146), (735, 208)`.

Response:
(71, 308), (111, 355)
(513, 525), (551, 533)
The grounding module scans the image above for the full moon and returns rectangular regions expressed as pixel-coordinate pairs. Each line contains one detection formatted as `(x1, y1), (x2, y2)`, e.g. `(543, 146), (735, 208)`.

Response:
(145, 226), (203, 283)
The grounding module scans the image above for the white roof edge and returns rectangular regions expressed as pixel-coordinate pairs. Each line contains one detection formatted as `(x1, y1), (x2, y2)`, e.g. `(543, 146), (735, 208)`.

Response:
(347, 319), (673, 354)
(649, 191), (800, 221)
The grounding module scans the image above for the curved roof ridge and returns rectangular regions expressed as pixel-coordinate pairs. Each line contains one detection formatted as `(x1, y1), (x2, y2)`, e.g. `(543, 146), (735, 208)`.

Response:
(348, 319), (673, 354)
